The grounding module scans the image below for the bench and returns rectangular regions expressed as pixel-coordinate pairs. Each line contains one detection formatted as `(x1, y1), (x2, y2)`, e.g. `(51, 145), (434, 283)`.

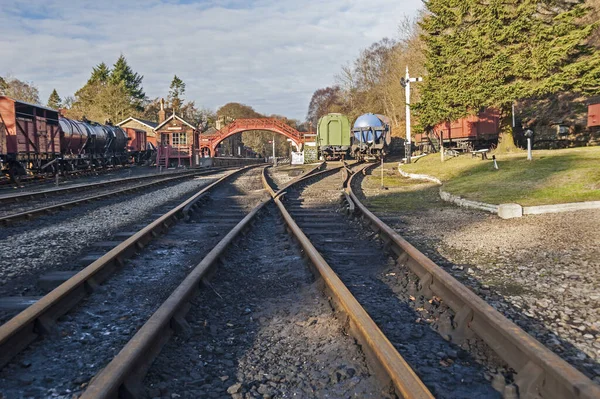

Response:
(471, 149), (489, 160)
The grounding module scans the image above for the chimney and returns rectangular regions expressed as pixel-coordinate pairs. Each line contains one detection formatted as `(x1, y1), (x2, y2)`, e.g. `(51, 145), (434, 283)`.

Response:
(158, 98), (166, 123)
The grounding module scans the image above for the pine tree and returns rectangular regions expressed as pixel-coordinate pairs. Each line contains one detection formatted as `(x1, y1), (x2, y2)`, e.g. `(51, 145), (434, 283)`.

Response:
(88, 63), (111, 85)
(168, 75), (186, 113)
(417, 0), (600, 149)
(109, 55), (145, 106)
(47, 89), (62, 109)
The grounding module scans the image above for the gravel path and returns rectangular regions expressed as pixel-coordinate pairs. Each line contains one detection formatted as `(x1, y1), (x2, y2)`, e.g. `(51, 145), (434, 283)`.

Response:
(284, 169), (498, 398)
(356, 166), (600, 384)
(144, 205), (390, 399)
(0, 172), (228, 308)
(0, 167), (266, 398)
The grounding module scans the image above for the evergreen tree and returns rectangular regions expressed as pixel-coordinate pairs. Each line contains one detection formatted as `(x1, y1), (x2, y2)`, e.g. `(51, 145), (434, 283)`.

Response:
(418, 0), (600, 149)
(109, 55), (145, 106)
(47, 89), (62, 109)
(168, 75), (186, 113)
(88, 62), (111, 85)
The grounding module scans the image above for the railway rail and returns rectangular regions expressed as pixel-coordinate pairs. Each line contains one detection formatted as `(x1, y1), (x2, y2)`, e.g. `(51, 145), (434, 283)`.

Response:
(0, 168), (228, 225)
(0, 166), (257, 372)
(0, 165), (133, 190)
(343, 164), (599, 399)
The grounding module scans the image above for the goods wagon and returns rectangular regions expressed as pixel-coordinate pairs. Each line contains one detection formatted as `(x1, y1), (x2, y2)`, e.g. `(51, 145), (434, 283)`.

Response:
(415, 108), (500, 153)
(0, 96), (130, 178)
(317, 113), (351, 160)
(351, 113), (391, 160)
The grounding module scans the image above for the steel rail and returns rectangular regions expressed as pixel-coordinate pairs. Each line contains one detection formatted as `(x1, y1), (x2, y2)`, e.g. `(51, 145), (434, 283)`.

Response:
(0, 165), (134, 189)
(0, 166), (258, 370)
(346, 163), (600, 399)
(0, 167), (226, 205)
(265, 166), (434, 399)
(0, 169), (225, 225)
(79, 164), (326, 398)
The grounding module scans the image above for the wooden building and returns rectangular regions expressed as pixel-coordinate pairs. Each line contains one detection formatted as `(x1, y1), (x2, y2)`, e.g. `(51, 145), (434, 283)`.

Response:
(154, 99), (199, 167)
(117, 117), (158, 147)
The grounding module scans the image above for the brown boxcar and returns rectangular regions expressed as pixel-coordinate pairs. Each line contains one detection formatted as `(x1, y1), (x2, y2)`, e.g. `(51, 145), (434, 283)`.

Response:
(435, 108), (500, 142)
(124, 127), (147, 152)
(588, 103), (600, 127)
(0, 96), (61, 168)
(416, 108), (500, 152)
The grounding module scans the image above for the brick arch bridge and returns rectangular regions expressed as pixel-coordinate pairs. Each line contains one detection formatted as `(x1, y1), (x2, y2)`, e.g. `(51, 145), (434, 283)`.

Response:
(200, 118), (305, 157)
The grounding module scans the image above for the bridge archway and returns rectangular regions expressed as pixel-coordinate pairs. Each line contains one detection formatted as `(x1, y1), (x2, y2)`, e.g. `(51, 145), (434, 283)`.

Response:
(200, 118), (304, 157)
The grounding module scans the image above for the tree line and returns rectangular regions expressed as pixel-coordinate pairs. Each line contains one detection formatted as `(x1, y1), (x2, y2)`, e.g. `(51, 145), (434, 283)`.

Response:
(307, 0), (600, 148)
(1, 56), (305, 157)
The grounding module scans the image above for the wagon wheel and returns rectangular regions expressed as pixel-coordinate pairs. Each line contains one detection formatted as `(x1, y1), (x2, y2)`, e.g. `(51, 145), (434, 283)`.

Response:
(489, 142), (497, 151)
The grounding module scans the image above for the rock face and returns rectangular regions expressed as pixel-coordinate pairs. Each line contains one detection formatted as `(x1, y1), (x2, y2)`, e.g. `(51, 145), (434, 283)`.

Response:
(498, 203), (523, 219)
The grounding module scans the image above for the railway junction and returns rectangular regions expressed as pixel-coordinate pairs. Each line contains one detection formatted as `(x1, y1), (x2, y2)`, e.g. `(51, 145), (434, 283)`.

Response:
(0, 158), (597, 399)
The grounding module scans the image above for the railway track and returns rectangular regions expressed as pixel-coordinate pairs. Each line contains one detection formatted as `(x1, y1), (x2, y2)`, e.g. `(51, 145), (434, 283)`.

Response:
(0, 165), (133, 190)
(347, 164), (599, 398)
(0, 168), (227, 225)
(0, 166), (259, 379)
(266, 163), (599, 398)
(74, 163), (432, 399)
(0, 167), (226, 205)
(1, 162), (597, 398)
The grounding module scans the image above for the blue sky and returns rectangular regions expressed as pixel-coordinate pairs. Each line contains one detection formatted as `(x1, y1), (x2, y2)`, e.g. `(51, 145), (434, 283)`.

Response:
(0, 0), (423, 120)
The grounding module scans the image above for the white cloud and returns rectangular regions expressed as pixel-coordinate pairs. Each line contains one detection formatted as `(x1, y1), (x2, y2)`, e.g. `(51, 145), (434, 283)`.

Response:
(0, 0), (422, 119)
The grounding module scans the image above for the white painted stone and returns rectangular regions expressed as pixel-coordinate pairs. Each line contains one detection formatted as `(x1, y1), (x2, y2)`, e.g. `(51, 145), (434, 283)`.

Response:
(498, 203), (523, 219)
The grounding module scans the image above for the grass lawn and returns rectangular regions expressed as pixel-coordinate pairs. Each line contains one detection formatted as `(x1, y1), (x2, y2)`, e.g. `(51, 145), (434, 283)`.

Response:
(401, 147), (600, 206)
(362, 158), (446, 212)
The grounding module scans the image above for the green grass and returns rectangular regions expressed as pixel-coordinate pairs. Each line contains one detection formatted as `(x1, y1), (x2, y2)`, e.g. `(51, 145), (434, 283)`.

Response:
(401, 147), (600, 206)
(362, 159), (446, 212)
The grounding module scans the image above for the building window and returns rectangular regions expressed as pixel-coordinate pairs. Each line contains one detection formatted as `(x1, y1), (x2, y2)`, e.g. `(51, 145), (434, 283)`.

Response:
(172, 132), (187, 146)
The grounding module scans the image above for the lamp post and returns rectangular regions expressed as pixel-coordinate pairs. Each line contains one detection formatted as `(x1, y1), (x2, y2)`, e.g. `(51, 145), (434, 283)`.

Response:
(400, 66), (423, 164)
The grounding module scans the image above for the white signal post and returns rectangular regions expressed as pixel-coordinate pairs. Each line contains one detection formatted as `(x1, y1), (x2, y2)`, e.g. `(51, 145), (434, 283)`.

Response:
(272, 134), (276, 166)
(401, 66), (423, 164)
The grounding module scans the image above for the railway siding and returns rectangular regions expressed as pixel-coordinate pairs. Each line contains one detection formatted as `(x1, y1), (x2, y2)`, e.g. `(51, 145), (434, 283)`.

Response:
(0, 166), (259, 375)
(349, 163), (600, 399)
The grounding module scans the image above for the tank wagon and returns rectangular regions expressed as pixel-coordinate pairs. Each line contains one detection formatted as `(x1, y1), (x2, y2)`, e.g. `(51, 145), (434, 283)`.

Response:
(316, 113), (351, 160)
(351, 113), (391, 160)
(0, 96), (142, 179)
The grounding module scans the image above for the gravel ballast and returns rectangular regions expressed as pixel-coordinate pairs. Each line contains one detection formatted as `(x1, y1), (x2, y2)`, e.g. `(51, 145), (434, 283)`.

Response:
(357, 168), (600, 383)
(144, 205), (390, 399)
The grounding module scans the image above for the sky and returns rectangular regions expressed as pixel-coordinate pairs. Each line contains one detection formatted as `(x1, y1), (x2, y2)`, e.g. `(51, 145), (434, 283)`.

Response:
(0, 0), (423, 120)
